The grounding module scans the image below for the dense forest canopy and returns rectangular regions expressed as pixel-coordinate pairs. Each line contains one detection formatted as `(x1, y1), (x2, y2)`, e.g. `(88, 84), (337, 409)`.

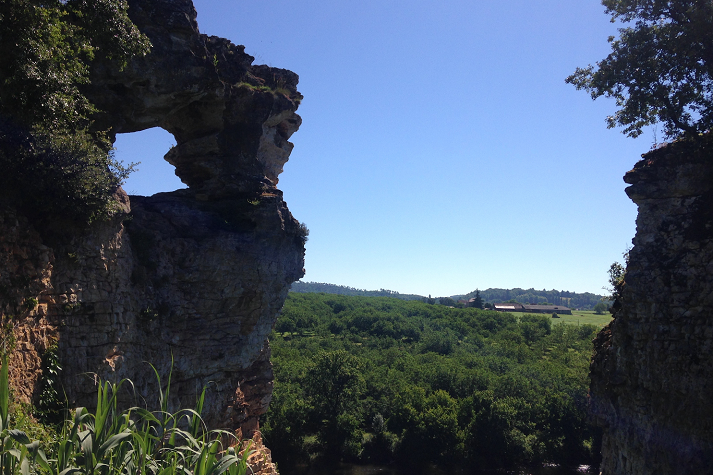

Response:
(262, 293), (602, 472)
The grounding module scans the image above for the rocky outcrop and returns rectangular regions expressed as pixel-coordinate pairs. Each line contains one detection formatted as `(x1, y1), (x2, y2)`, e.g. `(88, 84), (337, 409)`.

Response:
(89, 0), (303, 199)
(0, 0), (304, 448)
(590, 137), (713, 474)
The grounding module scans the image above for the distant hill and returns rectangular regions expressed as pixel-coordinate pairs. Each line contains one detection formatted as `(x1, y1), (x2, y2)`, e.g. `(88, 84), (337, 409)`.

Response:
(289, 281), (424, 300)
(454, 288), (607, 310)
(291, 282), (607, 310)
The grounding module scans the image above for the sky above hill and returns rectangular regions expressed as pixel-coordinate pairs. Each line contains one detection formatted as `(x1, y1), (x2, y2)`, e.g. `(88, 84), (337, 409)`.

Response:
(115, 0), (652, 297)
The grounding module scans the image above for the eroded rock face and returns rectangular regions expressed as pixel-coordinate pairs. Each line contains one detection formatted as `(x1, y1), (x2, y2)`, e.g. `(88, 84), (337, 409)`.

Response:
(590, 137), (713, 475)
(0, 0), (304, 442)
(90, 0), (303, 199)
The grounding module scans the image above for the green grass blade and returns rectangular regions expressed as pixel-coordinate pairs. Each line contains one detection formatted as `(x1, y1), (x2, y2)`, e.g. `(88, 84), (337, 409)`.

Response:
(209, 454), (240, 475)
(0, 352), (9, 429)
(8, 429), (31, 445)
(96, 430), (132, 459)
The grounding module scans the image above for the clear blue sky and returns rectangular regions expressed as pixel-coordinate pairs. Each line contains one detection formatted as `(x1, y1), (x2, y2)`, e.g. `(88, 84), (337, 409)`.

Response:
(116, 0), (651, 298)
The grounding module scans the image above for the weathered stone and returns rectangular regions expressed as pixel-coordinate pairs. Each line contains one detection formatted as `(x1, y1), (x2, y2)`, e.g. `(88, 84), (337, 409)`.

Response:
(591, 136), (713, 475)
(0, 0), (304, 449)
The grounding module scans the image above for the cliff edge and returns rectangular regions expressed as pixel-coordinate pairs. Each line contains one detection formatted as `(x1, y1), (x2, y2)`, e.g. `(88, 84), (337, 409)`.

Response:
(590, 136), (713, 474)
(0, 0), (304, 456)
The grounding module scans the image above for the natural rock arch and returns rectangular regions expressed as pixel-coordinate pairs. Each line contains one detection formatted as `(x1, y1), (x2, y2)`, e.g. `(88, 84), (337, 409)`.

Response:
(0, 0), (306, 444)
(114, 127), (185, 196)
(87, 0), (303, 200)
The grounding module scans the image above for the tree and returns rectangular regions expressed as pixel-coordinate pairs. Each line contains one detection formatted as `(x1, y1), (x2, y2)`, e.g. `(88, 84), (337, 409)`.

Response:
(0, 0), (150, 223)
(566, 0), (713, 140)
(438, 296), (457, 307)
(305, 350), (365, 458)
(469, 289), (484, 309)
(605, 248), (630, 301)
(0, 0), (150, 132)
(593, 302), (608, 315)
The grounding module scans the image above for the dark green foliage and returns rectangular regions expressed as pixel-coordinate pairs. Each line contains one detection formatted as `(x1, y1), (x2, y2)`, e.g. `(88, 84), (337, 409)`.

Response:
(262, 293), (601, 472)
(566, 0), (713, 139)
(593, 302), (608, 315)
(419, 328), (458, 355)
(461, 287), (605, 310)
(36, 344), (65, 426)
(298, 222), (310, 243)
(306, 350), (365, 459)
(293, 284), (606, 310)
(519, 314), (552, 344)
(290, 281), (425, 300)
(0, 0), (150, 131)
(470, 289), (484, 309)
(0, 0), (149, 224)
(0, 120), (133, 224)
(605, 249), (629, 302)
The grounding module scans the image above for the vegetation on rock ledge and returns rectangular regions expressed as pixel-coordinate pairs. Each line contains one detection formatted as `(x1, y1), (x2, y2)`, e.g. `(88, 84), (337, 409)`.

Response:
(0, 0), (150, 224)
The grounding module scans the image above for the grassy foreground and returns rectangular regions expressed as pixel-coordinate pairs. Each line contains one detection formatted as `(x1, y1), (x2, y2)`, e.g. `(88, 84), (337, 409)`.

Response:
(0, 355), (254, 475)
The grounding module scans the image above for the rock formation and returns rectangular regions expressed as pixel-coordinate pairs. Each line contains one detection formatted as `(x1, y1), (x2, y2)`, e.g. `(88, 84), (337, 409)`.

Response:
(0, 0), (304, 457)
(590, 136), (713, 474)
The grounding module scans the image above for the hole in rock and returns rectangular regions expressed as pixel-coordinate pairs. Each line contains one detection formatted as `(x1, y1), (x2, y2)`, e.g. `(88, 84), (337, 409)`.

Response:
(114, 127), (187, 196)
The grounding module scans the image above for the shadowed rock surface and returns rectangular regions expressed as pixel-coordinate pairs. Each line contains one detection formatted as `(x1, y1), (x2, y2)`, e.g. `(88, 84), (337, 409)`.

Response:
(590, 136), (713, 475)
(0, 0), (304, 457)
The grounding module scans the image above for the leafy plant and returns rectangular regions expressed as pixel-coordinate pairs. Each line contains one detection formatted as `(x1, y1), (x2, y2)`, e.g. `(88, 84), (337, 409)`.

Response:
(605, 248), (630, 302)
(36, 344), (65, 426)
(23, 298), (38, 311)
(0, 0), (149, 225)
(0, 353), (256, 474)
(297, 222), (309, 244)
(0, 350), (49, 474)
(566, 0), (713, 140)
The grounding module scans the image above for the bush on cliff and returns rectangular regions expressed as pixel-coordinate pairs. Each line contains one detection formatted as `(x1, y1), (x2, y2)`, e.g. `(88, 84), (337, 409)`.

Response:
(0, 0), (150, 224)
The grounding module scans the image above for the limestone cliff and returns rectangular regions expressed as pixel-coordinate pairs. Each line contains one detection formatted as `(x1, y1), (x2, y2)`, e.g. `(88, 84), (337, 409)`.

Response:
(590, 137), (713, 474)
(0, 0), (304, 459)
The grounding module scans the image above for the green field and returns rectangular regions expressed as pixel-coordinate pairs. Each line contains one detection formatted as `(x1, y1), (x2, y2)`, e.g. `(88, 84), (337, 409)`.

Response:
(549, 309), (612, 327)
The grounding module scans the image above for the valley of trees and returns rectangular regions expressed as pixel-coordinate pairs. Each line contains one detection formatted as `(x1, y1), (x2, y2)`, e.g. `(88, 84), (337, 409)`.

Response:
(261, 293), (602, 473)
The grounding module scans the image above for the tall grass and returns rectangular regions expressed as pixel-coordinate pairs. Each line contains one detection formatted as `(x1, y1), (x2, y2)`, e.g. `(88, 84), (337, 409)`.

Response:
(0, 353), (254, 474)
